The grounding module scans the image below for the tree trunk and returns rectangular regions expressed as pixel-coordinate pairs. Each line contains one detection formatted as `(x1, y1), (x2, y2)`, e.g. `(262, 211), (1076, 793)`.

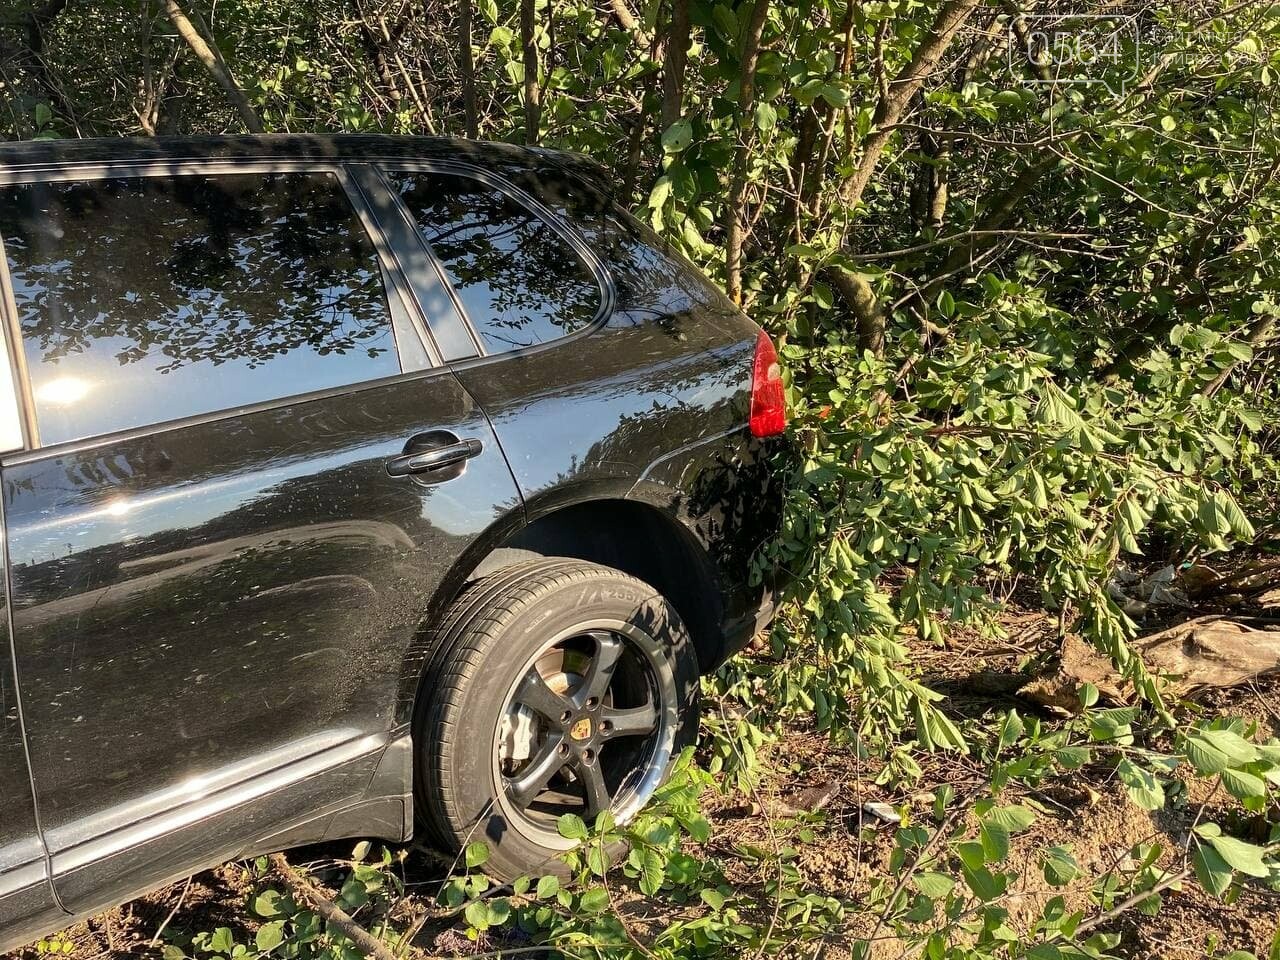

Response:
(660, 0), (691, 133)
(840, 0), (981, 211)
(460, 0), (478, 137)
(827, 266), (886, 356)
(521, 0), (540, 144)
(723, 0), (771, 306)
(160, 0), (263, 133)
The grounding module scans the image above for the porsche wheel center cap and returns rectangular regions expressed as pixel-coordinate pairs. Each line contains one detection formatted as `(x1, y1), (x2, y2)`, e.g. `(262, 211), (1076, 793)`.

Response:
(570, 717), (593, 741)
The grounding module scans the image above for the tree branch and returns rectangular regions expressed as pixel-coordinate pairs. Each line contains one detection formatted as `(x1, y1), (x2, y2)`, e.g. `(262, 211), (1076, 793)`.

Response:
(723, 0), (772, 306)
(840, 0), (983, 211)
(660, 0), (691, 133)
(160, 0), (263, 132)
(520, 0), (540, 144)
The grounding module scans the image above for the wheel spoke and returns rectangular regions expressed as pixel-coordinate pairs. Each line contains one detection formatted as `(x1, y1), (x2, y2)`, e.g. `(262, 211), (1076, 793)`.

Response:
(576, 757), (613, 818)
(506, 732), (567, 808)
(576, 632), (624, 706)
(601, 700), (658, 738)
(514, 668), (572, 724)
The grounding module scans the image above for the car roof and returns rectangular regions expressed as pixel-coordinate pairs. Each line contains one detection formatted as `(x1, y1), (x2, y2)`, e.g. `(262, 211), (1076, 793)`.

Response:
(0, 134), (609, 189)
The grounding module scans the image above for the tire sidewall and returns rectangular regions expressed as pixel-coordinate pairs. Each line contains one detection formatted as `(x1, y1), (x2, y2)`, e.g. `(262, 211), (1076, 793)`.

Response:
(427, 570), (700, 879)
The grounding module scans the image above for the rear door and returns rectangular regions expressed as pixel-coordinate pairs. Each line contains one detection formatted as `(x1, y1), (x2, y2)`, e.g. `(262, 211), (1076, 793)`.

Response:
(0, 161), (519, 916)
(0, 358), (62, 946)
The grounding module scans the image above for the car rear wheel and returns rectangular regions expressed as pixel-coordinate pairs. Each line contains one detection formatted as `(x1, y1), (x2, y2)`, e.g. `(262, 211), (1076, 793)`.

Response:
(415, 558), (700, 879)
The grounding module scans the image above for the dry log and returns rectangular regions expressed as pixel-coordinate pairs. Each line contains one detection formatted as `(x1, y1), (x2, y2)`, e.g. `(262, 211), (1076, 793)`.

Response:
(1020, 617), (1280, 712)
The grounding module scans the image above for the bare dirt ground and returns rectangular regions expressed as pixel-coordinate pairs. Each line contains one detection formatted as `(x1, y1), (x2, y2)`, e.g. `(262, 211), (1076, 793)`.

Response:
(5, 609), (1279, 959)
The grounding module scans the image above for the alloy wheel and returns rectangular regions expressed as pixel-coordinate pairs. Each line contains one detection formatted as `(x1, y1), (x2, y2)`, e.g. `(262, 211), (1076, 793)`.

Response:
(493, 619), (679, 846)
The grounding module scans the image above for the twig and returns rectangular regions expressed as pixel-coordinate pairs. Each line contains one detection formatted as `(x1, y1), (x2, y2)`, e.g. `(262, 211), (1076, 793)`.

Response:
(148, 875), (193, 949)
(268, 853), (399, 960)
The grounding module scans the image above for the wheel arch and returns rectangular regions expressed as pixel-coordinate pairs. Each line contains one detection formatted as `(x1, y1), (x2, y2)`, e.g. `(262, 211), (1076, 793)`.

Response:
(479, 493), (726, 671)
(396, 482), (725, 728)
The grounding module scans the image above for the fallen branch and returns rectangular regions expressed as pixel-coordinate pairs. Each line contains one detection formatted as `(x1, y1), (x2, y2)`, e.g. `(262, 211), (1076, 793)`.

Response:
(268, 854), (400, 960)
(1020, 617), (1280, 711)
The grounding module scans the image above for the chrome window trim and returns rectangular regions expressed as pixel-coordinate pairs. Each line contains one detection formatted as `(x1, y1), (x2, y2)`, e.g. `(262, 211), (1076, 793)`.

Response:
(0, 231), (32, 453)
(346, 163), (476, 361)
(374, 160), (618, 363)
(0, 159), (441, 451)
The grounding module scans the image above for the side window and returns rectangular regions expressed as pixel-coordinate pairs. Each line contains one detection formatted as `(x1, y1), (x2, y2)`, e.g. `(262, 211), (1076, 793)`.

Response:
(0, 171), (406, 446)
(385, 171), (602, 353)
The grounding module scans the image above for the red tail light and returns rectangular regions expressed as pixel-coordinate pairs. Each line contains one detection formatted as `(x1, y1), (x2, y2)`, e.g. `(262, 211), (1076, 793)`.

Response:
(749, 329), (786, 438)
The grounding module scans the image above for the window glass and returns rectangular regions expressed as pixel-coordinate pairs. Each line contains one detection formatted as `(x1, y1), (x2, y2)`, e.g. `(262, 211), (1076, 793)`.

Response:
(386, 171), (602, 353)
(0, 171), (403, 446)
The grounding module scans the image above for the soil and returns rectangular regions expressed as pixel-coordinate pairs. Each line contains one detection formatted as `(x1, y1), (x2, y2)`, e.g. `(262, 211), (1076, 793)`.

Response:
(4, 608), (1278, 960)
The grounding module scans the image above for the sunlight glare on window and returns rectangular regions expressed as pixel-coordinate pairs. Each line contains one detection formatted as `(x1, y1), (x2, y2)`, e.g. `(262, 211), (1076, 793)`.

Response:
(35, 376), (90, 407)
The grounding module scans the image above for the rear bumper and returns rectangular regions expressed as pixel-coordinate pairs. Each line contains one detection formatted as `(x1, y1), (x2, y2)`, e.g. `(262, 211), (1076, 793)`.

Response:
(714, 582), (779, 670)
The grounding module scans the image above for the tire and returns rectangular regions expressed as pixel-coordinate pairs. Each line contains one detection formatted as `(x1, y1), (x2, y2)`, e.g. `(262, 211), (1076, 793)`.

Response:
(414, 558), (701, 880)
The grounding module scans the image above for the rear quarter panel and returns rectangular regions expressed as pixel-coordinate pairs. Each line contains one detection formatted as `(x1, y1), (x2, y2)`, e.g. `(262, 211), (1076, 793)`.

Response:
(452, 159), (780, 648)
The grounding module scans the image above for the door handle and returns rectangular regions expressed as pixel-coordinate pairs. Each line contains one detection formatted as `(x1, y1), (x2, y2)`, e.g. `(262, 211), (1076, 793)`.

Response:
(386, 438), (483, 478)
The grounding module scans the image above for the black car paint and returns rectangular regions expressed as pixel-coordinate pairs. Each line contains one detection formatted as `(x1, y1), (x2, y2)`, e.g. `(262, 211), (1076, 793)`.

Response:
(0, 135), (778, 951)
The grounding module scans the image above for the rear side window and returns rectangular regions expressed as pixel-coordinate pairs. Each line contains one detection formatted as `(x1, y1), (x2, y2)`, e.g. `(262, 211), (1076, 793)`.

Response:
(385, 171), (602, 353)
(0, 171), (403, 446)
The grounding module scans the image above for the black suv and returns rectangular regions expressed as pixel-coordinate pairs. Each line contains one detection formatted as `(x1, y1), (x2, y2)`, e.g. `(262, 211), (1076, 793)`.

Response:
(0, 135), (783, 950)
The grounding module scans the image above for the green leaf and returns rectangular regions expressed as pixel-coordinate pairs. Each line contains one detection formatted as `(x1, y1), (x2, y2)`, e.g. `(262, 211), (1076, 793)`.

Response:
(557, 813), (588, 840)
(638, 847), (665, 895)
(1222, 766), (1268, 801)
(465, 841), (490, 869)
(983, 805), (1036, 832)
(1215, 489), (1256, 541)
(1041, 846), (1079, 886)
(464, 899), (491, 931)
(956, 841), (986, 871)
(755, 101), (777, 132)
(1193, 843), (1234, 897)
(536, 875), (559, 899)
(255, 921), (285, 953)
(209, 929), (235, 955)
(661, 119), (693, 153)
(1185, 729), (1259, 775)
(578, 887), (610, 913)
(1117, 758), (1166, 810)
(913, 871), (955, 899)
(252, 890), (285, 918)
(1203, 832), (1271, 878)
(997, 710), (1024, 752)
(961, 864), (1007, 902)
(700, 888), (726, 910)
(648, 176), (673, 209)
(980, 820), (1010, 863)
